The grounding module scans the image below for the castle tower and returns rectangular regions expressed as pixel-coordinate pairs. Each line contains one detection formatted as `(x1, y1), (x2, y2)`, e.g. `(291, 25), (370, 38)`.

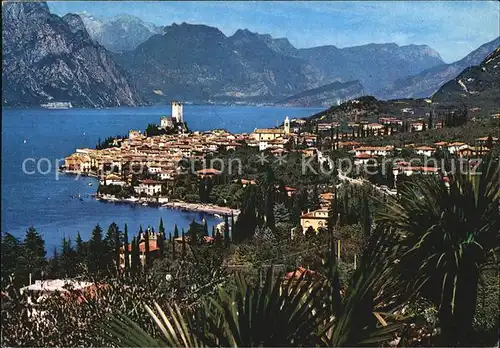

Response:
(172, 101), (183, 123)
(284, 116), (290, 134)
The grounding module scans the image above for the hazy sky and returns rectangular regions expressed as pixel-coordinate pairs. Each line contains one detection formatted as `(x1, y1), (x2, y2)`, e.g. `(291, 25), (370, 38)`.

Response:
(48, 1), (499, 63)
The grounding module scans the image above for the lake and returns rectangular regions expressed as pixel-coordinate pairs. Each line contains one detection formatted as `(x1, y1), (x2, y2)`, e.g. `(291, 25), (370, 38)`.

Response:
(1, 105), (321, 251)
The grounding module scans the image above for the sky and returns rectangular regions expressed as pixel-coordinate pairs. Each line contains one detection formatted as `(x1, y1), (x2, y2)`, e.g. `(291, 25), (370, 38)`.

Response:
(48, 1), (499, 63)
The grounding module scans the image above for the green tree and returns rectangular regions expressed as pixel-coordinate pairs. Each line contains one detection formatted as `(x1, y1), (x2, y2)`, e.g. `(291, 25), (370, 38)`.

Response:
(171, 235), (176, 261)
(157, 232), (165, 258)
(361, 193), (371, 240)
(376, 156), (500, 345)
(181, 229), (186, 259)
(49, 248), (60, 278)
(88, 224), (105, 275)
(123, 225), (130, 275)
(59, 237), (77, 278)
(223, 215), (230, 247)
(144, 229), (150, 270)
(158, 218), (165, 235)
(173, 224), (179, 239)
(21, 227), (47, 281)
(130, 237), (138, 276)
(1, 233), (22, 286)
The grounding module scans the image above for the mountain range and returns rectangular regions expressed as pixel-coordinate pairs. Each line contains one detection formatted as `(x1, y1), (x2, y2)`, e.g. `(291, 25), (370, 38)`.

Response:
(78, 12), (164, 52)
(379, 37), (500, 100)
(432, 47), (500, 109)
(2, 3), (499, 108)
(2, 2), (141, 107)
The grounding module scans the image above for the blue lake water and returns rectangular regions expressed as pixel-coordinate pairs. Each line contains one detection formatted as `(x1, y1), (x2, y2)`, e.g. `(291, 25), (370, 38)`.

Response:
(1, 105), (321, 251)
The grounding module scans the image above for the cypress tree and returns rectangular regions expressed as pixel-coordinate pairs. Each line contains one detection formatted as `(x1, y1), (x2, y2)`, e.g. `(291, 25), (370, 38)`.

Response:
(362, 193), (371, 239)
(159, 218), (165, 234)
(342, 189), (349, 225)
(173, 224), (179, 239)
(211, 225), (216, 239)
(144, 229), (150, 270)
(203, 219), (209, 236)
(171, 234), (176, 261)
(230, 213), (235, 235)
(181, 229), (186, 259)
(130, 237), (137, 276)
(215, 228), (223, 248)
(114, 224), (121, 274)
(224, 215), (230, 247)
(157, 232), (165, 258)
(124, 224), (130, 275)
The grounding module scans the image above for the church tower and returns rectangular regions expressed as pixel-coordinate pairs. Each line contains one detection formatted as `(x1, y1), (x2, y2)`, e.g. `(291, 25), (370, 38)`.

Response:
(284, 116), (290, 134)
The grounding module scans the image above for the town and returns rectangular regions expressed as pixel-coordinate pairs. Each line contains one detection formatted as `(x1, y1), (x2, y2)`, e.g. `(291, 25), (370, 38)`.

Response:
(62, 100), (498, 236)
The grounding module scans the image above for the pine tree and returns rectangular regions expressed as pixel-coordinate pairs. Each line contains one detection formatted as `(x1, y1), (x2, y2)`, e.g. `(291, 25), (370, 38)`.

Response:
(49, 247), (60, 278)
(159, 218), (165, 234)
(22, 227), (47, 281)
(60, 237), (76, 278)
(428, 111), (433, 130)
(88, 224), (104, 275)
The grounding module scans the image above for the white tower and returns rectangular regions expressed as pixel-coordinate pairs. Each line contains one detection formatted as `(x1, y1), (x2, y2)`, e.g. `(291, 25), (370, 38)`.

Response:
(172, 101), (183, 123)
(284, 116), (290, 134)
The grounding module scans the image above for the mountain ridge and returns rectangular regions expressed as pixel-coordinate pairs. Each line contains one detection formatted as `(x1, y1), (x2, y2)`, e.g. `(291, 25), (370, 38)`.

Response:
(379, 37), (500, 99)
(2, 1), (142, 108)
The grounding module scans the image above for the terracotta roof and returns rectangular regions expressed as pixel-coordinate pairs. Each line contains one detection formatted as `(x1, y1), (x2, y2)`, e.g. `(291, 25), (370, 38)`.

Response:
(140, 179), (164, 185)
(285, 267), (320, 281)
(196, 168), (222, 175)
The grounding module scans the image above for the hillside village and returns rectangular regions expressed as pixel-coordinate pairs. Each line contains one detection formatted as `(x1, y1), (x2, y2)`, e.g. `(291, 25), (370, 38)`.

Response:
(63, 100), (499, 237)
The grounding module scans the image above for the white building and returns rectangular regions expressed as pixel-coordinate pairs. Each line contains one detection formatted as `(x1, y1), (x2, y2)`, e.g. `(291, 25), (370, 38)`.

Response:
(100, 174), (126, 186)
(160, 116), (173, 129)
(129, 130), (142, 139)
(415, 146), (435, 157)
(134, 179), (164, 196)
(354, 146), (393, 157)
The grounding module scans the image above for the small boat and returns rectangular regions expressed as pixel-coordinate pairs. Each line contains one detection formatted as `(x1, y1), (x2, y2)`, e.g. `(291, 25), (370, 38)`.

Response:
(214, 214), (222, 218)
(88, 182), (93, 186)
(142, 202), (148, 206)
(23, 139), (27, 144)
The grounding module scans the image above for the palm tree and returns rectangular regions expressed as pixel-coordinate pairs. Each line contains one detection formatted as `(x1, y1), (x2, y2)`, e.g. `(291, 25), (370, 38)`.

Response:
(376, 155), (499, 345)
(99, 227), (406, 347)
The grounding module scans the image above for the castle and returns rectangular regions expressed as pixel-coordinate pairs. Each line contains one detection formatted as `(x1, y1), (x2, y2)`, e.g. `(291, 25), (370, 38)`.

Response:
(160, 101), (184, 129)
